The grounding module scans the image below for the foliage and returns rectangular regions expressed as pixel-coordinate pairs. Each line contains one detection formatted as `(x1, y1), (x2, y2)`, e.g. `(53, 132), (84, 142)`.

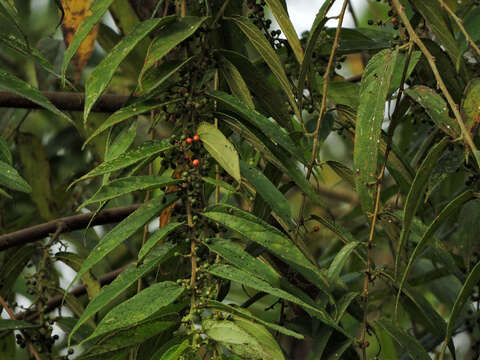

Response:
(1, 0), (480, 359)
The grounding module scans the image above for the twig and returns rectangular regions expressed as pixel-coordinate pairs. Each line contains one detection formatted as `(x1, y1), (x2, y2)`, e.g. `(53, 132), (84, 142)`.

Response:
(391, 0), (479, 164)
(0, 296), (41, 360)
(0, 204), (141, 251)
(439, 0), (480, 58)
(0, 91), (130, 112)
(295, 0), (349, 238)
(212, 0), (231, 27)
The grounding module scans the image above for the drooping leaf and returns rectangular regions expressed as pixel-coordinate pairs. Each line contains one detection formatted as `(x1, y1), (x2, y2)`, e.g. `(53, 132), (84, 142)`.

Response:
(152, 339), (189, 360)
(201, 177), (237, 193)
(0, 319), (39, 331)
(84, 17), (175, 122)
(354, 49), (398, 214)
(68, 243), (176, 345)
(81, 282), (184, 343)
(461, 78), (480, 137)
(0, 67), (71, 124)
(239, 160), (292, 227)
(458, 199), (480, 271)
(376, 319), (431, 360)
(79, 176), (181, 209)
(394, 137), (449, 278)
(405, 86), (460, 138)
(69, 194), (176, 290)
(60, 0), (98, 82)
(219, 58), (255, 109)
(197, 122), (241, 183)
(139, 17), (207, 87)
(61, 0), (115, 83)
(264, 0), (303, 63)
(0, 160), (31, 194)
(138, 223), (184, 262)
(327, 242), (360, 282)
(227, 16), (301, 121)
(0, 0), (26, 43)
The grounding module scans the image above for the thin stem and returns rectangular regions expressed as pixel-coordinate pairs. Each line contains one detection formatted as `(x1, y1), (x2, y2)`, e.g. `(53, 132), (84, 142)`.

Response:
(0, 296), (41, 360)
(212, 0), (231, 28)
(391, 0), (479, 164)
(295, 0), (348, 238)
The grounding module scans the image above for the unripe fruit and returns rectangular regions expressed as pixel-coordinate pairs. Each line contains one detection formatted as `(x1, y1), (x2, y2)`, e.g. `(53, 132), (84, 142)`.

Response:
(192, 159), (200, 166)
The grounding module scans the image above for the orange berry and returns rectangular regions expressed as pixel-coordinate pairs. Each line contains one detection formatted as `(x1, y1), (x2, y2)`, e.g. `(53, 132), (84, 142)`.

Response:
(313, 225), (320, 232)
(192, 159), (200, 166)
(186, 138), (193, 144)
(193, 135), (200, 142)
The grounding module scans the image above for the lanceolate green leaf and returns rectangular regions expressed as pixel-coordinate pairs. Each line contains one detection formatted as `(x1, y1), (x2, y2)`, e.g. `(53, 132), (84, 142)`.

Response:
(239, 160), (292, 227)
(0, 160), (31, 193)
(139, 16), (207, 87)
(84, 99), (182, 147)
(405, 86), (460, 138)
(72, 140), (174, 186)
(0, 68), (71, 124)
(154, 340), (189, 360)
(61, 0), (116, 83)
(461, 78), (480, 136)
(0, 319), (39, 331)
(207, 264), (343, 334)
(197, 122), (241, 183)
(138, 223), (184, 262)
(84, 17), (175, 122)
(69, 194), (177, 290)
(441, 261), (480, 356)
(68, 243), (176, 345)
(354, 49), (398, 214)
(376, 319), (431, 360)
(396, 190), (475, 311)
(220, 58), (255, 109)
(327, 242), (360, 281)
(0, 136), (11, 165)
(227, 16), (301, 121)
(208, 90), (303, 163)
(264, 0), (303, 64)
(81, 282), (184, 343)
(78, 176), (182, 209)
(394, 137), (449, 278)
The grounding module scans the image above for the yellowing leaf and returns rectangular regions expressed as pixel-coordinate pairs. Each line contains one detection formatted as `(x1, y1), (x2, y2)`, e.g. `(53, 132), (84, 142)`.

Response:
(61, 0), (99, 83)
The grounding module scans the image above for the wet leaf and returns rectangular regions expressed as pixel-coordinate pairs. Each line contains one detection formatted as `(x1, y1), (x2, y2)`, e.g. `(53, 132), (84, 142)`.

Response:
(461, 78), (480, 136)
(0, 160), (31, 194)
(197, 122), (241, 183)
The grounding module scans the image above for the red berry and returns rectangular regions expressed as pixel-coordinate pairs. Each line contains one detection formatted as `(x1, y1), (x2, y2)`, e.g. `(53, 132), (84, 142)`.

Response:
(313, 225), (320, 232)
(192, 159), (200, 166)
(193, 135), (200, 142)
(184, 155), (190, 160)
(186, 138), (193, 144)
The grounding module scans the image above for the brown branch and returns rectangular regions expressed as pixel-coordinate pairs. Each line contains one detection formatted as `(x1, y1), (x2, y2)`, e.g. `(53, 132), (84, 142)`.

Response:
(0, 205), (141, 251)
(16, 265), (128, 322)
(0, 91), (131, 112)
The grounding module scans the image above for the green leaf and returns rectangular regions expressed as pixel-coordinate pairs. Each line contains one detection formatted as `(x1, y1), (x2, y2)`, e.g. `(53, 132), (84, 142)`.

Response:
(376, 319), (430, 360)
(0, 247), (34, 298)
(0, 0), (26, 44)
(207, 264), (343, 335)
(405, 86), (460, 138)
(81, 282), (184, 343)
(327, 242), (360, 282)
(205, 238), (280, 285)
(104, 121), (137, 162)
(72, 140), (174, 186)
(239, 160), (292, 227)
(81, 320), (174, 357)
(461, 78), (480, 136)
(354, 49), (398, 214)
(394, 137), (449, 278)
(443, 261), (480, 352)
(68, 243), (176, 345)
(208, 90), (302, 163)
(197, 122), (241, 183)
(153, 340), (189, 360)
(0, 136), (11, 165)
(139, 17), (207, 88)
(264, 0), (303, 64)
(201, 177), (237, 193)
(388, 51), (422, 96)
(227, 16), (301, 121)
(219, 58), (255, 109)
(84, 17), (174, 122)
(376, 325), (397, 360)
(61, 0), (116, 83)
(79, 176), (181, 209)
(84, 99), (181, 147)
(0, 160), (31, 193)
(138, 222), (184, 262)
(397, 190), (475, 307)
(0, 319), (39, 331)
(0, 67), (71, 124)
(297, 0), (334, 110)
(325, 161), (355, 188)
(69, 194), (177, 290)
(205, 300), (303, 339)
